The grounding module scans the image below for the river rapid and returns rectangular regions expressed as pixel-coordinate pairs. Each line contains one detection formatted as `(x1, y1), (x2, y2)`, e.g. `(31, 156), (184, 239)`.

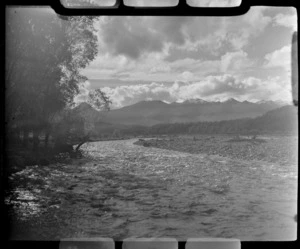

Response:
(5, 139), (297, 241)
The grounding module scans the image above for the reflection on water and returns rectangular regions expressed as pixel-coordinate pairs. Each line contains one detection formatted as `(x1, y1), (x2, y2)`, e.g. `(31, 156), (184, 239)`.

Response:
(5, 139), (298, 240)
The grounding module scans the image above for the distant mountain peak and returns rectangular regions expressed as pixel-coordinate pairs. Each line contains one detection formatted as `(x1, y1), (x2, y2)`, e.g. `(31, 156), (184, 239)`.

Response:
(73, 102), (93, 110)
(223, 98), (240, 103)
(242, 100), (252, 104)
(106, 97), (286, 126)
(72, 102), (100, 114)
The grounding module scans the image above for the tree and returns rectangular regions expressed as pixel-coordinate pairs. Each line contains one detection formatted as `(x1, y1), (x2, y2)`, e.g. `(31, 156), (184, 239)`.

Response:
(6, 8), (99, 150)
(112, 129), (122, 138)
(51, 89), (111, 155)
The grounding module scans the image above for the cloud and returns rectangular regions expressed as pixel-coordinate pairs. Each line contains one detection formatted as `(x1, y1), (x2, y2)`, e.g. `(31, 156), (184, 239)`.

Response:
(220, 50), (253, 72)
(101, 74), (291, 108)
(74, 81), (92, 104)
(81, 8), (291, 107)
(97, 7), (274, 64)
(178, 71), (196, 82)
(273, 13), (297, 30)
(101, 82), (174, 108)
(198, 75), (253, 96)
(152, 17), (192, 46)
(264, 45), (291, 70)
(225, 7), (272, 49)
(178, 7), (272, 55)
(150, 65), (171, 74)
(82, 51), (222, 83)
(99, 16), (192, 60)
(100, 17), (164, 59)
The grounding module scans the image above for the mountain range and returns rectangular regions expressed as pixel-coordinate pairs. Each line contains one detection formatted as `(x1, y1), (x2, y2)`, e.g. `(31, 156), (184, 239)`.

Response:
(103, 98), (290, 126)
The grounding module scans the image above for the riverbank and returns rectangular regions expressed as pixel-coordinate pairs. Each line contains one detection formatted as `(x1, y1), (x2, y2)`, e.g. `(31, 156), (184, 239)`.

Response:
(3, 136), (135, 177)
(134, 135), (298, 166)
(4, 147), (72, 178)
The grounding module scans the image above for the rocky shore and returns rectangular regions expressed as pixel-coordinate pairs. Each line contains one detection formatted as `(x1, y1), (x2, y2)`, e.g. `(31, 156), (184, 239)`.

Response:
(134, 135), (298, 166)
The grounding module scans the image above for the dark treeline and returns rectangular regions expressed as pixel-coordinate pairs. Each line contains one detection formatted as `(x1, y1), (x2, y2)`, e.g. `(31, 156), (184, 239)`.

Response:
(117, 105), (298, 137)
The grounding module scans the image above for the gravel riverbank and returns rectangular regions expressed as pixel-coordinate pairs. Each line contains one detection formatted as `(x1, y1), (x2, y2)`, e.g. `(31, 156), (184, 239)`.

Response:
(134, 135), (298, 166)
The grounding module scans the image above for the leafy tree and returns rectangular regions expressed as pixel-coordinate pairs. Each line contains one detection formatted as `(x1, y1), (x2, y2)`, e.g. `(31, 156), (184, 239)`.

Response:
(112, 129), (122, 138)
(6, 8), (99, 150)
(51, 89), (111, 154)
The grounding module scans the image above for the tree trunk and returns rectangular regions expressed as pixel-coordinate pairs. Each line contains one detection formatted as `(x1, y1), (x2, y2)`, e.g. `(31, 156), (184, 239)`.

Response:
(18, 129), (22, 143)
(75, 140), (87, 152)
(23, 129), (29, 148)
(9, 129), (20, 145)
(75, 135), (90, 152)
(44, 132), (50, 148)
(32, 130), (40, 150)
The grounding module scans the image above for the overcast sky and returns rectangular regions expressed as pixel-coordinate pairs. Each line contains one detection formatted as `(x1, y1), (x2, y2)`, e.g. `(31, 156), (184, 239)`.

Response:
(69, 6), (297, 108)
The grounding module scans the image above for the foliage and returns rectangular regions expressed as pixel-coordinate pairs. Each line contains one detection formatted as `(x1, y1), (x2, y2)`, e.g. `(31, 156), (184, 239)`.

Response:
(6, 7), (99, 149)
(51, 90), (111, 152)
(87, 89), (112, 112)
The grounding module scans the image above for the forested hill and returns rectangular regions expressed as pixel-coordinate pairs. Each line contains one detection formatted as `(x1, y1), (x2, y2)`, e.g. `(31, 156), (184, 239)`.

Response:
(120, 105), (298, 136)
(73, 103), (297, 137)
(248, 105), (298, 133)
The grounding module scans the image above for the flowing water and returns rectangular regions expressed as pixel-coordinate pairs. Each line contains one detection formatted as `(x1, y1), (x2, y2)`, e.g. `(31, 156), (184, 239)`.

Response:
(5, 139), (297, 240)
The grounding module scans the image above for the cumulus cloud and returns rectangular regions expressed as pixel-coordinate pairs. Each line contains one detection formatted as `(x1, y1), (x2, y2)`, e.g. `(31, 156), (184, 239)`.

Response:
(99, 16), (192, 60)
(100, 17), (164, 59)
(74, 81), (92, 104)
(82, 50), (223, 83)
(99, 11), (271, 61)
(225, 7), (272, 49)
(273, 13), (297, 30)
(178, 71), (196, 82)
(80, 7), (293, 107)
(264, 45), (291, 70)
(150, 65), (171, 74)
(152, 17), (192, 46)
(178, 7), (272, 55)
(100, 74), (291, 108)
(95, 7), (274, 75)
(220, 50), (253, 72)
(101, 82), (174, 108)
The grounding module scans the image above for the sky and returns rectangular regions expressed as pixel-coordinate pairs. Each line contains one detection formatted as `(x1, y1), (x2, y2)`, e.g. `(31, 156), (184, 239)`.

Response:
(61, 4), (297, 109)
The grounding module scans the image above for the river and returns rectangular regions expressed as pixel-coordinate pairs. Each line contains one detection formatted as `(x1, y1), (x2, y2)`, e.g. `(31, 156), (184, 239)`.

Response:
(5, 139), (297, 241)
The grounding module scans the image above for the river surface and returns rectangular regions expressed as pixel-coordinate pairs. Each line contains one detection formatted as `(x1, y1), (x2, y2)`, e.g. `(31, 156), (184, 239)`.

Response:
(5, 139), (297, 241)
